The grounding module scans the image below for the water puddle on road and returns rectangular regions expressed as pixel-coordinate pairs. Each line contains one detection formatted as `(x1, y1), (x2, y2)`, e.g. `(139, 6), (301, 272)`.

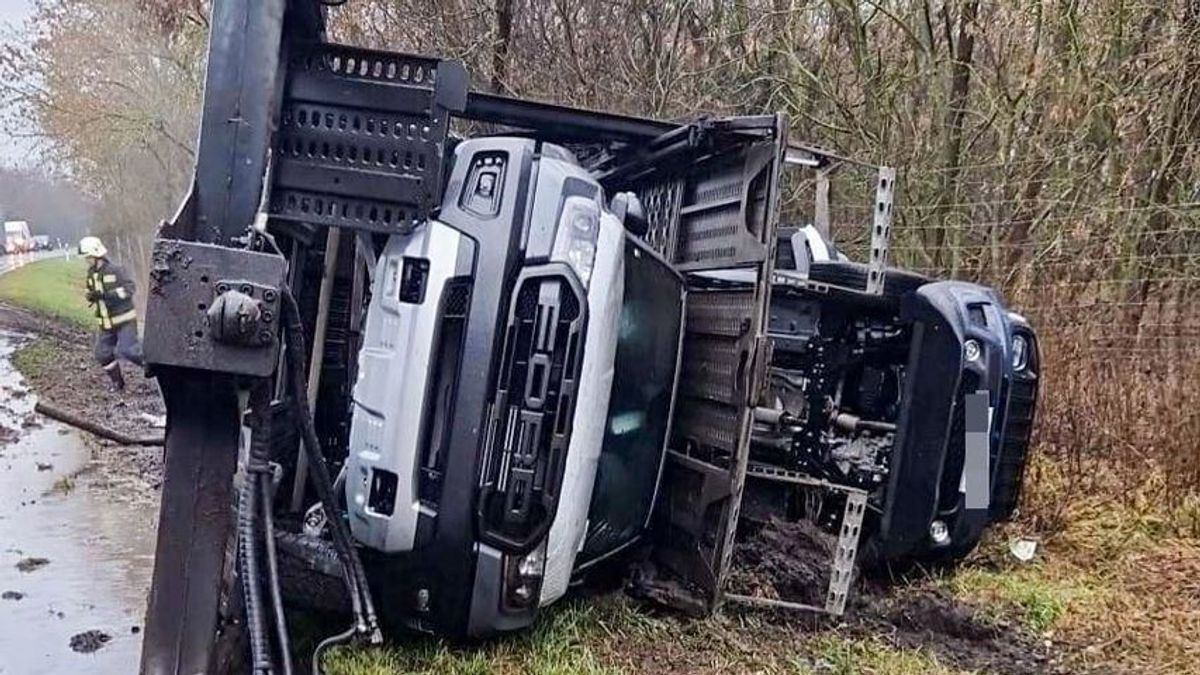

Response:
(0, 332), (156, 674)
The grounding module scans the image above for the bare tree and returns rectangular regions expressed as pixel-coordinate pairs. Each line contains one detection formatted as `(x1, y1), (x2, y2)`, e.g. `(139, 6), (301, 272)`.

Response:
(5, 0), (1200, 498)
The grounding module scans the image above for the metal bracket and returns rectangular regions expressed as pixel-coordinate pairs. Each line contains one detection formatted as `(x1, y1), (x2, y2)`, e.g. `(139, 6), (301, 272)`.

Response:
(269, 42), (467, 233)
(865, 167), (895, 296)
(144, 239), (287, 377)
(725, 463), (869, 617)
(827, 489), (866, 614)
(813, 167), (831, 241)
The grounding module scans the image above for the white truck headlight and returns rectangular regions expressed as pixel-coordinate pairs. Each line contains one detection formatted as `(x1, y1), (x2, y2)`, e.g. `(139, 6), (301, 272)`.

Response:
(550, 196), (600, 287)
(1011, 334), (1029, 372)
(504, 542), (547, 609)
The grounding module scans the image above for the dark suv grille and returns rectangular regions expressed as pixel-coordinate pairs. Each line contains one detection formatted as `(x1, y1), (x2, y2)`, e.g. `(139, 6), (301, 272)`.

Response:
(939, 371), (981, 513)
(477, 273), (586, 553)
(992, 371), (1038, 520)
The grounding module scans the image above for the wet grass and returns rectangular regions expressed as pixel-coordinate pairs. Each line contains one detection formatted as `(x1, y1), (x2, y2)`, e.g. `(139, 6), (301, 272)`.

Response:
(802, 636), (962, 675)
(941, 453), (1200, 673)
(0, 257), (93, 329)
(322, 455), (1200, 675)
(11, 337), (60, 380)
(322, 602), (621, 675)
(320, 593), (977, 675)
(946, 558), (1106, 634)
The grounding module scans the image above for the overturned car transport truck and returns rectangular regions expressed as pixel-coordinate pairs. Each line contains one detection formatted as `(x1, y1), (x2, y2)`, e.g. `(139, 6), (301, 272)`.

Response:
(137, 1), (1040, 672)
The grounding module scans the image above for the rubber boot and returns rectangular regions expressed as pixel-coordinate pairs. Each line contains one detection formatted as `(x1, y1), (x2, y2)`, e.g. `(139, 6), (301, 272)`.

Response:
(104, 364), (126, 392)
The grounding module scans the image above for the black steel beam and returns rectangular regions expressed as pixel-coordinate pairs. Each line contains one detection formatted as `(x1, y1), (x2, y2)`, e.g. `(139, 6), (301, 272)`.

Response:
(141, 0), (290, 673)
(462, 92), (679, 143)
(140, 372), (243, 675)
(461, 93), (855, 173)
(189, 0), (288, 244)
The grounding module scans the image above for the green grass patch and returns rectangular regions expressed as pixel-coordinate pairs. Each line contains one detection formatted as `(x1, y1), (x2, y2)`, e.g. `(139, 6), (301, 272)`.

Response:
(322, 602), (622, 675)
(0, 257), (93, 329)
(946, 564), (1107, 634)
(11, 336), (61, 380)
(321, 594), (977, 675)
(804, 635), (964, 675)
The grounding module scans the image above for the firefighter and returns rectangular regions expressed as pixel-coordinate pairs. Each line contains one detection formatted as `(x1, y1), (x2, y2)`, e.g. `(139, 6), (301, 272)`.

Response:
(79, 236), (143, 391)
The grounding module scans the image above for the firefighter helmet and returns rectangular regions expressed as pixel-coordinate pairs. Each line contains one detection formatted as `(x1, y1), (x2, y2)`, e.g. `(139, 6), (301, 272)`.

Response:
(78, 236), (108, 258)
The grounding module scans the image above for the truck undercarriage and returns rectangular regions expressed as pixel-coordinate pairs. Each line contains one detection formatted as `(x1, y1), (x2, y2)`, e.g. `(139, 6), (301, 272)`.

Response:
(137, 1), (1039, 672)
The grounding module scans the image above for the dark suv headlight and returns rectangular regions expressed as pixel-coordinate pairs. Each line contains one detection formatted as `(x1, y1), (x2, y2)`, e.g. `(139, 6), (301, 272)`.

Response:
(1011, 333), (1030, 372)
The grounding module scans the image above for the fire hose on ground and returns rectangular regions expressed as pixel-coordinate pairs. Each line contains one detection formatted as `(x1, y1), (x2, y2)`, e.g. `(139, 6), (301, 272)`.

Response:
(34, 400), (165, 446)
(35, 286), (382, 673)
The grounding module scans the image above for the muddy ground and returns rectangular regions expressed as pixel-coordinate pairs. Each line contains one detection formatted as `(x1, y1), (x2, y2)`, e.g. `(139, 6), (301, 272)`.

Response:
(723, 519), (1067, 675)
(727, 518), (835, 608)
(0, 304), (164, 491)
(0, 305), (163, 673)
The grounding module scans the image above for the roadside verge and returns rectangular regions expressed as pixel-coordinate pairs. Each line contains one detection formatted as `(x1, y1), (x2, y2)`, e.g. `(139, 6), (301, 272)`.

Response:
(0, 256), (164, 490)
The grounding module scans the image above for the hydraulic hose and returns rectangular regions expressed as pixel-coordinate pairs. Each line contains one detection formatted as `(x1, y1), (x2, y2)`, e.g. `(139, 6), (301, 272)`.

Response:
(310, 625), (356, 675)
(280, 288), (382, 642)
(238, 418), (272, 674)
(281, 295), (365, 633)
(261, 469), (294, 675)
(243, 385), (295, 675)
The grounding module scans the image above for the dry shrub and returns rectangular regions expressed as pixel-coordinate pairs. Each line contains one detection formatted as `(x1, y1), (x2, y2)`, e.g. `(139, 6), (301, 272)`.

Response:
(1053, 539), (1200, 674)
(1019, 285), (1200, 537)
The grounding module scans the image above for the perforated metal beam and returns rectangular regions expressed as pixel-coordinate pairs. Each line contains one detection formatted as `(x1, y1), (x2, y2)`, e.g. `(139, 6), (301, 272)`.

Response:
(865, 167), (896, 296)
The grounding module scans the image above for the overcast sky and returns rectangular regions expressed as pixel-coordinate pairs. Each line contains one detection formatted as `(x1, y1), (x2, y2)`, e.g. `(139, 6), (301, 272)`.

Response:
(0, 0), (40, 168)
(0, 0), (32, 27)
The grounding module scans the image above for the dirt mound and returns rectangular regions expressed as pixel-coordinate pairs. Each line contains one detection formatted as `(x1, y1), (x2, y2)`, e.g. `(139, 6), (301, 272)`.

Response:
(848, 586), (1059, 674)
(69, 630), (111, 653)
(727, 518), (836, 607)
(727, 518), (1062, 674)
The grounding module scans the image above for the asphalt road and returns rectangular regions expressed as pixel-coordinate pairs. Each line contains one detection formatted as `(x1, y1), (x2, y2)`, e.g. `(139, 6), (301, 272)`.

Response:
(0, 249), (67, 275)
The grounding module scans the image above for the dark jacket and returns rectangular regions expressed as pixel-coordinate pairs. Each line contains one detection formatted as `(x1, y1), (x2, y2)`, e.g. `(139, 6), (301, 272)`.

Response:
(86, 257), (137, 330)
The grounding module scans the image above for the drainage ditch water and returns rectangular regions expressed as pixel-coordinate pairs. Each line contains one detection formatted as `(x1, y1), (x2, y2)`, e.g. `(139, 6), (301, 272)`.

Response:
(0, 332), (156, 674)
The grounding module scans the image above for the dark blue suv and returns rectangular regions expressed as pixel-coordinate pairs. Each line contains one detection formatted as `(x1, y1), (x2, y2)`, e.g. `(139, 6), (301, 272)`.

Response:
(749, 225), (1040, 566)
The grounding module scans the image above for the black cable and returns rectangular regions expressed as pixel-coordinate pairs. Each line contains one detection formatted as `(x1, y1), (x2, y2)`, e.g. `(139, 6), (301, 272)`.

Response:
(281, 288), (380, 641)
(280, 292), (364, 628)
(254, 229), (373, 672)
(288, 367), (367, 634)
(261, 472), (294, 675)
(310, 625), (356, 675)
(260, 230), (367, 625)
(279, 288), (375, 672)
(246, 388), (293, 674)
(284, 332), (366, 635)
(238, 415), (272, 674)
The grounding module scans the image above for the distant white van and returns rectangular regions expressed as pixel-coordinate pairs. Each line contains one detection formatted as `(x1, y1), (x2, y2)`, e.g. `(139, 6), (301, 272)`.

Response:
(3, 221), (32, 254)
